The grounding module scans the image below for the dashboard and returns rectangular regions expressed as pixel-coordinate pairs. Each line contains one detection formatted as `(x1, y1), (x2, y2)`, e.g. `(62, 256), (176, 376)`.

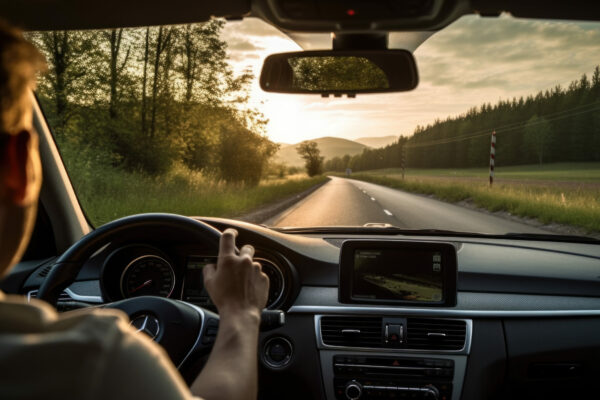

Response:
(6, 217), (600, 400)
(99, 244), (291, 311)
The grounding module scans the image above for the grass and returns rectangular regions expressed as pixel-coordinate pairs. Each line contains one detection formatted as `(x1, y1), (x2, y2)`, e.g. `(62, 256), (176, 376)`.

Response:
(335, 162), (600, 234)
(68, 162), (328, 227)
(362, 163), (600, 182)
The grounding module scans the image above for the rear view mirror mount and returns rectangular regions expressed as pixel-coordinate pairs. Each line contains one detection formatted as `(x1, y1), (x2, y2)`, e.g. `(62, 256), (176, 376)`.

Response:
(259, 50), (419, 96)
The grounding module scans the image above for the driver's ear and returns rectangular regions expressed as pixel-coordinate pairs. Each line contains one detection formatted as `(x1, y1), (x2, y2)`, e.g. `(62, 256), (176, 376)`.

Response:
(1, 129), (41, 206)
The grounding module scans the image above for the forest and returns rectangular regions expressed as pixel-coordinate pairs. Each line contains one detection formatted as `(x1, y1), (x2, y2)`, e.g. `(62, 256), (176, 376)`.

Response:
(29, 21), (277, 184)
(325, 66), (600, 172)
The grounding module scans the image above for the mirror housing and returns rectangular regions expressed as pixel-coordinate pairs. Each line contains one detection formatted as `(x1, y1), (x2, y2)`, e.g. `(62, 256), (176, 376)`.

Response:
(259, 50), (418, 96)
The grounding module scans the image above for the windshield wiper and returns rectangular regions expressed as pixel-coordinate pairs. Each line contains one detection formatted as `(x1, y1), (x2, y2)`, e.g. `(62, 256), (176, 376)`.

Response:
(271, 226), (600, 244)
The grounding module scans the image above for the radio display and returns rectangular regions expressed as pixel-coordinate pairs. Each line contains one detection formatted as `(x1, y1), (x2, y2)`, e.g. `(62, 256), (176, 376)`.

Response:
(339, 241), (457, 306)
(183, 256), (217, 307)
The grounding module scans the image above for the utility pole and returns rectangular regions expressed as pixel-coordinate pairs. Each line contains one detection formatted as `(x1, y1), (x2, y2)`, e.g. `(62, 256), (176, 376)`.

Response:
(401, 142), (407, 180)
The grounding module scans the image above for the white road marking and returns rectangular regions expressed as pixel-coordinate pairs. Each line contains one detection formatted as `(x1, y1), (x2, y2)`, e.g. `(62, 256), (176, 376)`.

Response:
(362, 190), (367, 194)
(383, 209), (393, 216)
(370, 197), (376, 201)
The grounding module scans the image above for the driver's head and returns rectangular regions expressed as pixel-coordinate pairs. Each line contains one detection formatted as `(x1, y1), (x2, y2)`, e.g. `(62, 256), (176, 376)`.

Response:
(0, 21), (45, 277)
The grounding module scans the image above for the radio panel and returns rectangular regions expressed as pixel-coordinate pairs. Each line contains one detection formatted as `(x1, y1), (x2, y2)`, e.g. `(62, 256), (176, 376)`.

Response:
(333, 355), (454, 400)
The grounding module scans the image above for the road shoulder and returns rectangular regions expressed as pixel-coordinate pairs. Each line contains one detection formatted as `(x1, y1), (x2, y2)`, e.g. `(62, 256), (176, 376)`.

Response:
(236, 178), (330, 224)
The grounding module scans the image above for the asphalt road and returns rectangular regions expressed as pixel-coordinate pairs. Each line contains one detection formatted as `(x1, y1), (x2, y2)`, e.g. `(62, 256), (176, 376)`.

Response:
(264, 176), (549, 234)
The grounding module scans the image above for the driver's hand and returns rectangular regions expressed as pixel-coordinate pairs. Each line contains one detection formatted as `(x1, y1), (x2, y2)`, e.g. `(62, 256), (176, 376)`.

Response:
(203, 229), (269, 319)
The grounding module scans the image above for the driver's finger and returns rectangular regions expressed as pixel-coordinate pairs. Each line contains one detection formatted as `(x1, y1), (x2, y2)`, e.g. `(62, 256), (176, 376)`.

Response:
(219, 228), (238, 256)
(203, 263), (216, 281)
(240, 244), (255, 259)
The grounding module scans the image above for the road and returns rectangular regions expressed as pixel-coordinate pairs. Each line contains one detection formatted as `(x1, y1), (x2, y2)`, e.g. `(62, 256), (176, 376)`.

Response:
(264, 176), (549, 234)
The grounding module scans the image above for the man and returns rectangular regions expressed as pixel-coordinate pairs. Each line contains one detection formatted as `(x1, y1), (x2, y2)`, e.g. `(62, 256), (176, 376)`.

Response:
(0, 21), (269, 400)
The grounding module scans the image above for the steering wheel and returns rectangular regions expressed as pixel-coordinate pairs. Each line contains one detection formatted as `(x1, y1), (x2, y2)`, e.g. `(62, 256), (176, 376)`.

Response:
(37, 213), (223, 378)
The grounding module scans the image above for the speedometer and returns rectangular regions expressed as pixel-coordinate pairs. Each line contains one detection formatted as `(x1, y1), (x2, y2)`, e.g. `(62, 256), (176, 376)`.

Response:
(121, 255), (176, 298)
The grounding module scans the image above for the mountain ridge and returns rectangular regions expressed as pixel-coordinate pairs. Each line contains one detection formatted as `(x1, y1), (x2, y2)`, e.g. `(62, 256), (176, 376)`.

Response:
(274, 135), (401, 167)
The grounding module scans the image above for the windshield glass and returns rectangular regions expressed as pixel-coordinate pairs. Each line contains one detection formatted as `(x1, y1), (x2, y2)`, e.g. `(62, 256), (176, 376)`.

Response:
(30, 15), (600, 239)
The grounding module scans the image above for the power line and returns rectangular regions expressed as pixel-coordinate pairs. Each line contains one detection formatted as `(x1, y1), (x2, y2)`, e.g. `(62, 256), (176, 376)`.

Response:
(406, 101), (600, 149)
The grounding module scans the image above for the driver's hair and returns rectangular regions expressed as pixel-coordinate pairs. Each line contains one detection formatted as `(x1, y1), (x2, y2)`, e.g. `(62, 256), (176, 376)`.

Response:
(0, 20), (45, 137)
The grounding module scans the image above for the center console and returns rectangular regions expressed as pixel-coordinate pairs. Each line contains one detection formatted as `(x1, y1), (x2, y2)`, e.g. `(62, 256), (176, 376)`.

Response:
(317, 240), (468, 400)
(316, 315), (471, 400)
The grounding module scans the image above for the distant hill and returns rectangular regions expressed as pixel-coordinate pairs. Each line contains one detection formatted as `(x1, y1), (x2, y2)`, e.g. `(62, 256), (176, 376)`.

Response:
(274, 136), (367, 167)
(354, 135), (398, 148)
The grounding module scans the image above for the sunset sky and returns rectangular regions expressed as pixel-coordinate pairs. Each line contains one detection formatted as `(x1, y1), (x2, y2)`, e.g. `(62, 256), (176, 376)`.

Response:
(220, 15), (600, 145)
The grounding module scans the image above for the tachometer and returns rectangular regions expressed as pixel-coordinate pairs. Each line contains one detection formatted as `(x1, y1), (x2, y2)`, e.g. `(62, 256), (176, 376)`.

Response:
(121, 255), (175, 298)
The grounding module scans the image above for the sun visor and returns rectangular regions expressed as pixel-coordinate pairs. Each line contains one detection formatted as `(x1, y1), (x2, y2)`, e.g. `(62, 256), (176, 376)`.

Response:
(3, 0), (250, 31)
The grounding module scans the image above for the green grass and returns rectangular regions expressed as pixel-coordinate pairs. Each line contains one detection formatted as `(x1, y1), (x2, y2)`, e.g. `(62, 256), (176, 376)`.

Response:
(336, 162), (600, 234)
(69, 162), (328, 227)
(360, 162), (600, 182)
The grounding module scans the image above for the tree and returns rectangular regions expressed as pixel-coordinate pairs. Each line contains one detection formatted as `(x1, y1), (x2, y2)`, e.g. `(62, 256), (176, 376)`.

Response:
(289, 56), (388, 92)
(524, 115), (552, 165)
(29, 30), (96, 136)
(105, 28), (130, 119)
(215, 122), (278, 185)
(29, 22), (280, 180)
(297, 141), (324, 176)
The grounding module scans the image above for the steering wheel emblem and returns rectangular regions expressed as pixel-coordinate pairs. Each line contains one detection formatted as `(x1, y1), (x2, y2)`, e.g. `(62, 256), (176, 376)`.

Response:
(131, 314), (160, 340)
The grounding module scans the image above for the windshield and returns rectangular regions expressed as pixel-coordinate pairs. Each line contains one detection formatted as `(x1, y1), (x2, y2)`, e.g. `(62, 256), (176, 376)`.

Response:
(30, 15), (600, 239)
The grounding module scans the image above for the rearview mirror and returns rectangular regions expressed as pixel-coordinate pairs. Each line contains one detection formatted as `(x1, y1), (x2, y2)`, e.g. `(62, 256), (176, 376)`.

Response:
(260, 50), (418, 96)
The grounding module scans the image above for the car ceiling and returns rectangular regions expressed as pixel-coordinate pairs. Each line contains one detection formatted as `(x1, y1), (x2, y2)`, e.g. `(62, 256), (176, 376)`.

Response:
(2, 0), (600, 32)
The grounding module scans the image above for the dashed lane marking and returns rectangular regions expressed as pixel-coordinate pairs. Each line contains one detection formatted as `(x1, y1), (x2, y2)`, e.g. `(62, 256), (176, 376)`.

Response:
(383, 209), (393, 216)
(370, 197), (376, 201)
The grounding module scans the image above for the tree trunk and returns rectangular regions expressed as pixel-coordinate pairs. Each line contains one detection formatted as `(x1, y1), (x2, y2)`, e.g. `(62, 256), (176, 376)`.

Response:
(141, 27), (150, 136)
(108, 29), (122, 120)
(184, 26), (195, 103)
(149, 26), (164, 138)
(53, 31), (69, 134)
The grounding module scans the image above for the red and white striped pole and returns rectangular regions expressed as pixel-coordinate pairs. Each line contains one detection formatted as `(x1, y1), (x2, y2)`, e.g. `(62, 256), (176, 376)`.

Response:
(489, 131), (496, 186)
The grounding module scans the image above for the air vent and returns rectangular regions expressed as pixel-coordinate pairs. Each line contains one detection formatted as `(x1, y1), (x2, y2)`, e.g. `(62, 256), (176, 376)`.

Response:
(27, 290), (72, 303)
(320, 316), (382, 347)
(406, 318), (466, 350)
(38, 265), (53, 278)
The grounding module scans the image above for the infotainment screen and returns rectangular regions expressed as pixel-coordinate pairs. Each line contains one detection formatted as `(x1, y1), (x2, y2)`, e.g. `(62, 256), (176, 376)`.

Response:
(339, 241), (457, 306)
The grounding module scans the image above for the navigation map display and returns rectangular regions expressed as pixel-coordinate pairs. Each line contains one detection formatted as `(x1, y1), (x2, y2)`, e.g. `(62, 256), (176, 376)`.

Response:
(339, 241), (457, 306)
(353, 249), (443, 302)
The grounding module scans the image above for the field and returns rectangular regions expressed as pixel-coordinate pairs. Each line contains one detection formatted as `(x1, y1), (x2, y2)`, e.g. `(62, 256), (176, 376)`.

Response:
(340, 162), (600, 234)
(68, 161), (327, 227)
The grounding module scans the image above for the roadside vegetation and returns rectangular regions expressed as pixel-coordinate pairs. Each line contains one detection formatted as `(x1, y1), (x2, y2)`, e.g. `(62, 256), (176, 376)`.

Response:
(65, 144), (327, 226)
(335, 163), (600, 233)
(296, 141), (324, 176)
(30, 22), (327, 225)
(325, 65), (600, 173)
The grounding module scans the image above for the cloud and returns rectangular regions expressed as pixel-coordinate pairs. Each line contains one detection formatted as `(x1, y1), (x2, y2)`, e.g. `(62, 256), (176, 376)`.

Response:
(220, 15), (600, 143)
(227, 38), (262, 51)
(416, 15), (600, 94)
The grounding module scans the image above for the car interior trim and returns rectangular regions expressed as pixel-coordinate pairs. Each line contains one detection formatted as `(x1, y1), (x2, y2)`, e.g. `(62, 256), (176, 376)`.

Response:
(33, 93), (90, 252)
(293, 305), (600, 318)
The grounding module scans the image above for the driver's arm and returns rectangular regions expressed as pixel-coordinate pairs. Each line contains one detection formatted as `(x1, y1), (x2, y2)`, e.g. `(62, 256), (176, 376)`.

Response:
(190, 228), (269, 400)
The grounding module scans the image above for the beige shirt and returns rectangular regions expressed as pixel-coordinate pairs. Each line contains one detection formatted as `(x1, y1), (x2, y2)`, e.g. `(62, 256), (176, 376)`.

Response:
(0, 291), (198, 400)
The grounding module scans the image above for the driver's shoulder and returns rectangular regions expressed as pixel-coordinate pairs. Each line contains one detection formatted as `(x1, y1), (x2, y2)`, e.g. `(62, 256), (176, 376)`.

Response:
(0, 293), (131, 344)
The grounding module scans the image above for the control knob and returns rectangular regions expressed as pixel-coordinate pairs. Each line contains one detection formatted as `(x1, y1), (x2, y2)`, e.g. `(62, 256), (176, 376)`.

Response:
(344, 381), (363, 400)
(422, 384), (440, 400)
